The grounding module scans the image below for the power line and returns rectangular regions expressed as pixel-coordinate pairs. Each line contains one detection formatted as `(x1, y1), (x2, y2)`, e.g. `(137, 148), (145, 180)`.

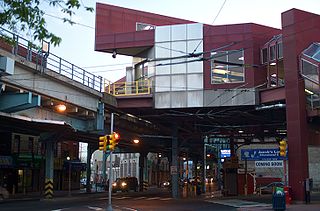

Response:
(192, 0), (228, 54)
(44, 13), (95, 29)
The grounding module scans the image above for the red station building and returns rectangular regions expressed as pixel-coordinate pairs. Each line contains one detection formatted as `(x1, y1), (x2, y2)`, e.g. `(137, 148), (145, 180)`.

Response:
(94, 3), (320, 201)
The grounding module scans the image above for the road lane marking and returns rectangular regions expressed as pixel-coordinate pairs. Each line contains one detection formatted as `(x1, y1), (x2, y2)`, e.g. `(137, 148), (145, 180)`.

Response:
(114, 205), (138, 211)
(159, 197), (173, 201)
(145, 197), (161, 200)
(133, 196), (147, 200)
(114, 196), (132, 200)
(87, 206), (104, 210)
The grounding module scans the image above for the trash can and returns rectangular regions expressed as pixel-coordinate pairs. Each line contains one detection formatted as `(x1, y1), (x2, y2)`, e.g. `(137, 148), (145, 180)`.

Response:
(272, 188), (286, 211)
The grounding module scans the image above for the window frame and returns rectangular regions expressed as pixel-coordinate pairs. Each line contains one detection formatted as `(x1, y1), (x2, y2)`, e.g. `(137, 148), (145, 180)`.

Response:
(211, 49), (245, 84)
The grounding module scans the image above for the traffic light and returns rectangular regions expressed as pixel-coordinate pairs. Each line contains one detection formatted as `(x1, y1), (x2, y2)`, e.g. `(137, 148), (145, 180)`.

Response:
(108, 132), (120, 151)
(99, 136), (107, 151)
(279, 140), (287, 157)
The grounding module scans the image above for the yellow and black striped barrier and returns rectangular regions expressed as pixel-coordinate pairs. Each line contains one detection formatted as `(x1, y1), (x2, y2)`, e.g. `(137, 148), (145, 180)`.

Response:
(44, 178), (54, 199)
(143, 181), (148, 191)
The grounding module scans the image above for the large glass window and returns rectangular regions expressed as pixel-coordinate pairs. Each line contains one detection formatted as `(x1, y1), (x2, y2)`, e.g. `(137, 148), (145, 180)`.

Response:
(301, 59), (319, 83)
(261, 48), (268, 64)
(211, 49), (245, 84)
(277, 42), (283, 59)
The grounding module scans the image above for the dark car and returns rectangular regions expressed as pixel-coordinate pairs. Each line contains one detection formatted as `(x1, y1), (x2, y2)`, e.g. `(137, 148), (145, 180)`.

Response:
(112, 177), (139, 192)
(258, 182), (284, 194)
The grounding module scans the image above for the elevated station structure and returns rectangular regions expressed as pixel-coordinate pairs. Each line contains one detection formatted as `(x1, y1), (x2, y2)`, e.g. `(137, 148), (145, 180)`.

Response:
(95, 3), (320, 201)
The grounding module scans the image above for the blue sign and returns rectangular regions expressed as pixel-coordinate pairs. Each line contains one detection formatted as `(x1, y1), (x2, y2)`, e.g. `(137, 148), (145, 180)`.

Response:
(241, 148), (286, 161)
(220, 149), (231, 162)
(220, 149), (231, 158)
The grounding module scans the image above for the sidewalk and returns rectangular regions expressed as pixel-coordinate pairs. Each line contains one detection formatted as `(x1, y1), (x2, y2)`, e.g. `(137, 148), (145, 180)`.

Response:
(1, 188), (107, 203)
(203, 191), (320, 211)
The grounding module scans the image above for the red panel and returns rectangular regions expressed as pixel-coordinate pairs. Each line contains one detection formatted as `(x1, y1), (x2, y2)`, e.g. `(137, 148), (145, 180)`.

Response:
(282, 8), (320, 202)
(260, 87), (286, 103)
(203, 23), (280, 90)
(95, 3), (194, 56)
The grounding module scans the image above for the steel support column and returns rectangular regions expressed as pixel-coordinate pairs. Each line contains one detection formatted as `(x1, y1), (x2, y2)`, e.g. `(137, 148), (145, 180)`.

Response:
(44, 141), (54, 199)
(171, 125), (179, 199)
(86, 144), (95, 193)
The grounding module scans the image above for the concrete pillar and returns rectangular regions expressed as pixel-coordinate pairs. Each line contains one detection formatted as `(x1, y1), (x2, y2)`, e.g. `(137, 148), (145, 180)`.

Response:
(86, 144), (94, 193)
(281, 9), (316, 201)
(44, 141), (54, 199)
(139, 152), (146, 191)
(171, 125), (179, 199)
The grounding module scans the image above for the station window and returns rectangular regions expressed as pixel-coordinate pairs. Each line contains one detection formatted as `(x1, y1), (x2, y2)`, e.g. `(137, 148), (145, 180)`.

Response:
(301, 59), (319, 83)
(261, 48), (268, 64)
(277, 42), (283, 59)
(136, 22), (156, 31)
(211, 49), (245, 84)
(270, 45), (276, 61)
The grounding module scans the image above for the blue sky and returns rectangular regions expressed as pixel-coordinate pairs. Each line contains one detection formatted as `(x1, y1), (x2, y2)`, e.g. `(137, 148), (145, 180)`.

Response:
(43, 0), (320, 82)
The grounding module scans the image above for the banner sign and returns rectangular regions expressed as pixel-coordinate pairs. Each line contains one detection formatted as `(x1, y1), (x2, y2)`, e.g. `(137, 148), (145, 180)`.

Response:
(255, 160), (283, 168)
(241, 148), (287, 161)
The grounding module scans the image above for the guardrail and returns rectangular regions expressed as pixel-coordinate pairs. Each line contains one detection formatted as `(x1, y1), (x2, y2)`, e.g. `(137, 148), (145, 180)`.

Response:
(0, 27), (103, 92)
(105, 79), (151, 96)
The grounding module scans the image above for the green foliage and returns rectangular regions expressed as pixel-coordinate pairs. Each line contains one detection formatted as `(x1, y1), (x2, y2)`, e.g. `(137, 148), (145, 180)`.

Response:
(0, 0), (94, 46)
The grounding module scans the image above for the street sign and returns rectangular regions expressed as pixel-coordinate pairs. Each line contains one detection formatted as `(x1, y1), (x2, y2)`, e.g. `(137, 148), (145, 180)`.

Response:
(170, 166), (178, 175)
(255, 160), (283, 168)
(241, 148), (287, 161)
(220, 149), (231, 162)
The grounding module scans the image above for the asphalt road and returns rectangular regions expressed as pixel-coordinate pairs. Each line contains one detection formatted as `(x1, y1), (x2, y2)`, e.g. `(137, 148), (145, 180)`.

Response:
(0, 191), (237, 211)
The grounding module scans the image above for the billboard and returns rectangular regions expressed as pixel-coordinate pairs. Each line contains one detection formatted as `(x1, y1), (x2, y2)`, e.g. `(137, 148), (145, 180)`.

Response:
(241, 148), (287, 161)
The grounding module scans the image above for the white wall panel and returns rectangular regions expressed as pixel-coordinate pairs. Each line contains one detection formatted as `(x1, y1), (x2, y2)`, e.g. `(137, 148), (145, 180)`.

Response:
(171, 92), (187, 108)
(155, 92), (171, 108)
(155, 42), (171, 59)
(155, 26), (171, 42)
(155, 75), (171, 92)
(187, 74), (203, 90)
(171, 24), (187, 41)
(171, 75), (186, 91)
(187, 23), (203, 40)
(187, 91), (203, 107)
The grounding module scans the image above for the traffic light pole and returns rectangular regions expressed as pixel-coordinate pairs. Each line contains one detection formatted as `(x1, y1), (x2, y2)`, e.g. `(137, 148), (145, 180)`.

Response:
(106, 113), (114, 211)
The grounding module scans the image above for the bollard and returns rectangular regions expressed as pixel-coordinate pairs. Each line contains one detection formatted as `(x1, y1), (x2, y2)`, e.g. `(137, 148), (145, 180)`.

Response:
(272, 188), (286, 211)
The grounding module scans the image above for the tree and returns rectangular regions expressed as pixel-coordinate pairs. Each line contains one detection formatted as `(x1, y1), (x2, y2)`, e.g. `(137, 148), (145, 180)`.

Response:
(0, 0), (93, 46)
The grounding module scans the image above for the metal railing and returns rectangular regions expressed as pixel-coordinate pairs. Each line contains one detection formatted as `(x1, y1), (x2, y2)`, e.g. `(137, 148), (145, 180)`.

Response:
(105, 79), (151, 96)
(0, 27), (103, 92)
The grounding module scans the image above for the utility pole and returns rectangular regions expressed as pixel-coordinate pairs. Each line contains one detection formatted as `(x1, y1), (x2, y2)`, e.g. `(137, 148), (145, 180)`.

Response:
(106, 113), (114, 211)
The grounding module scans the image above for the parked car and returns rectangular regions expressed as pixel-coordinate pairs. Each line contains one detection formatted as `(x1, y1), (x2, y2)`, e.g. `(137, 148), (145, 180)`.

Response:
(258, 182), (284, 194)
(112, 177), (139, 192)
(0, 187), (9, 201)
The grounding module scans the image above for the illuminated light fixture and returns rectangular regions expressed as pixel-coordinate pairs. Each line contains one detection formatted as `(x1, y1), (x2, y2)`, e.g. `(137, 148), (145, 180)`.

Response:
(305, 89), (314, 95)
(271, 73), (277, 77)
(215, 65), (225, 69)
(183, 157), (186, 161)
(238, 130), (244, 133)
(56, 104), (67, 112)
(207, 154), (211, 158)
(158, 153), (162, 158)
(133, 139), (140, 144)
(270, 62), (276, 66)
(271, 84), (277, 87)
(238, 56), (244, 61)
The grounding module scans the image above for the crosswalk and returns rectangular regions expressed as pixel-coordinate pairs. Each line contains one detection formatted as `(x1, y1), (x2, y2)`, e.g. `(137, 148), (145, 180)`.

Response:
(205, 199), (271, 208)
(98, 196), (173, 201)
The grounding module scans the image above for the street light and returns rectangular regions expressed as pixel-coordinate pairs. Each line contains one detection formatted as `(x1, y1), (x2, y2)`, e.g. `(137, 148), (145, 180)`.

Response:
(67, 156), (71, 196)
(133, 139), (140, 144)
